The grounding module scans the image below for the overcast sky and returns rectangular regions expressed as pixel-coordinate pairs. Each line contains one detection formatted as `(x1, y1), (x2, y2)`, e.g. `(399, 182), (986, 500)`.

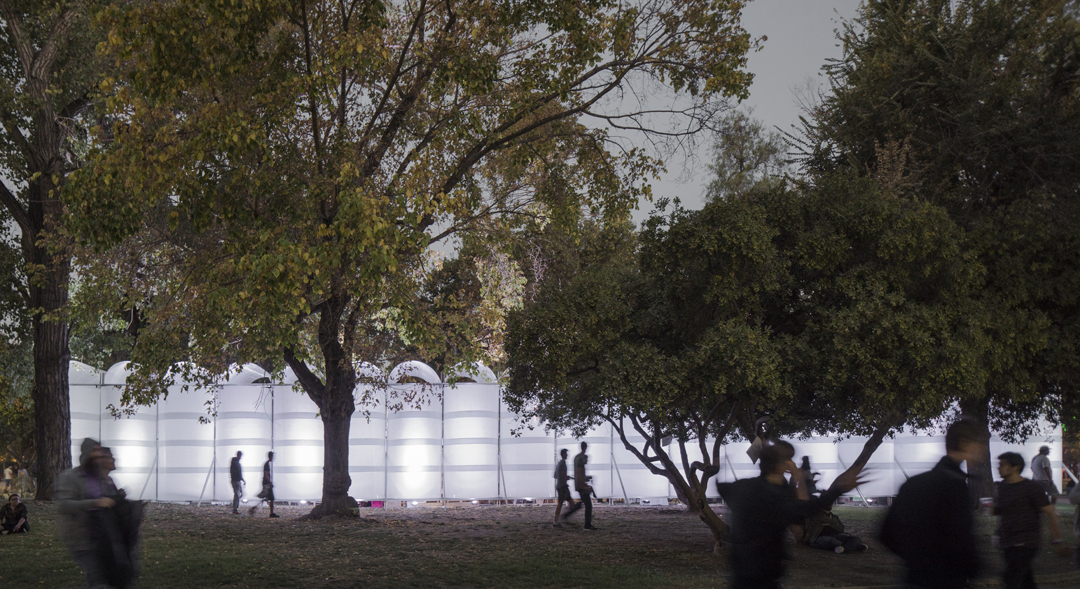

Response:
(635, 0), (862, 223)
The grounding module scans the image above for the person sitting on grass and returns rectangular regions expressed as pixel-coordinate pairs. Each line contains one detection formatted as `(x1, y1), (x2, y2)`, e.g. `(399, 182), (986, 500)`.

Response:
(0, 493), (29, 534)
(802, 508), (866, 554)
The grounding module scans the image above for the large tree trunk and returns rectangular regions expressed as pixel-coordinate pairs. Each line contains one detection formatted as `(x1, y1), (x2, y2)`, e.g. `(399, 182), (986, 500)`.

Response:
(312, 391), (358, 516)
(960, 396), (994, 505)
(26, 180), (73, 501)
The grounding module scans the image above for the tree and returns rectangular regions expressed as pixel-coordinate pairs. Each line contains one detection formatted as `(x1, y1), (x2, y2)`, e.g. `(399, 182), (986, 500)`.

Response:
(796, 0), (1080, 498)
(0, 0), (106, 498)
(71, 0), (758, 516)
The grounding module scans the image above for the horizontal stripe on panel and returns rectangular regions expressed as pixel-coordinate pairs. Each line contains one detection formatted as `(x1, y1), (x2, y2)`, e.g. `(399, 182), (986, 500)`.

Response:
(498, 437), (555, 445)
(272, 439), (323, 446)
(349, 439), (387, 446)
(352, 417), (386, 422)
(101, 413), (155, 421)
(275, 412), (320, 419)
(444, 411), (499, 419)
(109, 467), (152, 474)
(891, 437), (946, 445)
(387, 438), (442, 447)
(100, 439), (156, 448)
(215, 438), (273, 446)
(217, 412), (271, 420)
(443, 438), (498, 446)
(159, 413), (213, 421)
(387, 411), (442, 419)
(159, 440), (215, 447)
(71, 412), (100, 421)
(443, 465), (498, 472)
(272, 466), (324, 474)
(499, 465), (558, 472)
(348, 467), (387, 472)
(387, 465), (442, 473)
(158, 467), (218, 474)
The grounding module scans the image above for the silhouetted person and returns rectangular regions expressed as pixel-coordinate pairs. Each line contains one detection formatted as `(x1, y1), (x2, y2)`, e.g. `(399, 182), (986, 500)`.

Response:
(230, 451), (245, 515)
(0, 493), (28, 534)
(553, 448), (574, 526)
(803, 507), (865, 554)
(881, 417), (989, 589)
(250, 451), (278, 518)
(800, 456), (820, 497)
(1031, 446), (1058, 503)
(561, 441), (596, 529)
(994, 452), (1067, 589)
(718, 440), (866, 589)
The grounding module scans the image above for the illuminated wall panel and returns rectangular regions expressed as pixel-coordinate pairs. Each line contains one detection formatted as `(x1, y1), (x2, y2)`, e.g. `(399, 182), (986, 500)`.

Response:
(100, 362), (157, 500)
(272, 370), (323, 502)
(443, 382), (500, 499)
(500, 402), (555, 499)
(213, 368), (272, 502)
(349, 381), (387, 501)
(69, 362), (102, 466)
(158, 375), (215, 501)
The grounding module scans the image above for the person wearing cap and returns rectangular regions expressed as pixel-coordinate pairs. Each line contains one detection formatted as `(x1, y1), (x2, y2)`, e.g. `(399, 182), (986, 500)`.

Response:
(56, 438), (116, 588)
(0, 493), (28, 534)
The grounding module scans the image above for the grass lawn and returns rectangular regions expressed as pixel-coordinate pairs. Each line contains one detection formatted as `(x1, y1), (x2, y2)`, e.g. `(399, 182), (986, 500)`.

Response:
(1, 501), (1077, 588)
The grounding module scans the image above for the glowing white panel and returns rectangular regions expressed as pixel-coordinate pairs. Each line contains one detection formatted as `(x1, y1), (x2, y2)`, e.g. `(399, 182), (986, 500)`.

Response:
(611, 418), (670, 499)
(272, 380), (323, 502)
(893, 431), (947, 487)
(838, 436), (895, 497)
(99, 362), (156, 500)
(443, 382), (500, 499)
(389, 361), (441, 385)
(214, 375), (272, 502)
(69, 362), (102, 466)
(386, 381), (443, 499)
(158, 378), (215, 501)
(500, 402), (557, 499)
(350, 382), (386, 500)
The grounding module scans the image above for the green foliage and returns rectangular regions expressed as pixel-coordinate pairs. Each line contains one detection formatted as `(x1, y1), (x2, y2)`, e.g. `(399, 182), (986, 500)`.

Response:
(796, 0), (1080, 441)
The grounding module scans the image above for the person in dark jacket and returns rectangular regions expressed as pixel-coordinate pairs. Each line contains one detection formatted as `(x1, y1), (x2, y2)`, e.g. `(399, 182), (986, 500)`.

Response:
(718, 440), (866, 589)
(880, 417), (989, 589)
(0, 493), (28, 534)
(230, 451), (245, 515)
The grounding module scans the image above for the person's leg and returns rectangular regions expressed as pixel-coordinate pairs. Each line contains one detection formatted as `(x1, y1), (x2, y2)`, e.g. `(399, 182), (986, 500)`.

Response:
(232, 481), (241, 513)
(1002, 546), (1037, 589)
(14, 521), (27, 533)
(840, 534), (865, 553)
(581, 492), (593, 528)
(810, 536), (843, 551)
(562, 493), (581, 519)
(71, 549), (108, 589)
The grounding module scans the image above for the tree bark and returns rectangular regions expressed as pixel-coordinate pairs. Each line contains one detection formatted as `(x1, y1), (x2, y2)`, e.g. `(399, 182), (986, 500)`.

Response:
(960, 396), (994, 506)
(311, 396), (358, 516)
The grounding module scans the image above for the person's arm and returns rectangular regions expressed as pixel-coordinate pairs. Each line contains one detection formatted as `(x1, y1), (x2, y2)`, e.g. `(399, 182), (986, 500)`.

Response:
(56, 471), (113, 514)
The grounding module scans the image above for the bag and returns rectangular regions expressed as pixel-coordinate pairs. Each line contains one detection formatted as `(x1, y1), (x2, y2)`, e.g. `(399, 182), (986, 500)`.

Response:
(257, 484), (271, 499)
(90, 496), (144, 589)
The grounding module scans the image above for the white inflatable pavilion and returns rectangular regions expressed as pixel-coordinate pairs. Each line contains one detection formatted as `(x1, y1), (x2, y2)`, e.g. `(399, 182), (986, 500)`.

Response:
(68, 361), (1066, 503)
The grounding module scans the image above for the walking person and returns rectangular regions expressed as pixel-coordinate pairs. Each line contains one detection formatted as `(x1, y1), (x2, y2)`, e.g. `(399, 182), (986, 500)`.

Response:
(249, 451), (278, 518)
(1031, 446), (1059, 504)
(799, 456), (820, 497)
(718, 440), (866, 589)
(553, 448), (575, 526)
(230, 451), (245, 515)
(563, 441), (597, 530)
(57, 438), (117, 589)
(993, 452), (1069, 589)
(880, 417), (989, 589)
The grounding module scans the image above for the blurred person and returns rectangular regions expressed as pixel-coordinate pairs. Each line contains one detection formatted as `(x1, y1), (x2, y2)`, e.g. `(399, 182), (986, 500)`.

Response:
(800, 456), (820, 497)
(1031, 446), (1059, 504)
(14, 468), (33, 496)
(552, 448), (574, 526)
(802, 507), (865, 554)
(0, 493), (28, 534)
(718, 440), (867, 589)
(230, 451), (245, 515)
(880, 417), (989, 589)
(561, 442), (596, 529)
(250, 451), (278, 518)
(3, 463), (12, 488)
(57, 438), (116, 589)
(993, 452), (1068, 589)
(1068, 481), (1080, 568)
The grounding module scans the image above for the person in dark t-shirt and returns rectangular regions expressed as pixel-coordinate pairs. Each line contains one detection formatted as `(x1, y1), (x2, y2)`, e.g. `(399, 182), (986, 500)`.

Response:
(552, 449), (574, 526)
(0, 494), (28, 534)
(718, 440), (866, 589)
(994, 452), (1067, 589)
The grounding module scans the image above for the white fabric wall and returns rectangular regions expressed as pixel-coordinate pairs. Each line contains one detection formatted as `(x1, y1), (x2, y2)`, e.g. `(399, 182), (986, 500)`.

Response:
(69, 362), (1066, 502)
